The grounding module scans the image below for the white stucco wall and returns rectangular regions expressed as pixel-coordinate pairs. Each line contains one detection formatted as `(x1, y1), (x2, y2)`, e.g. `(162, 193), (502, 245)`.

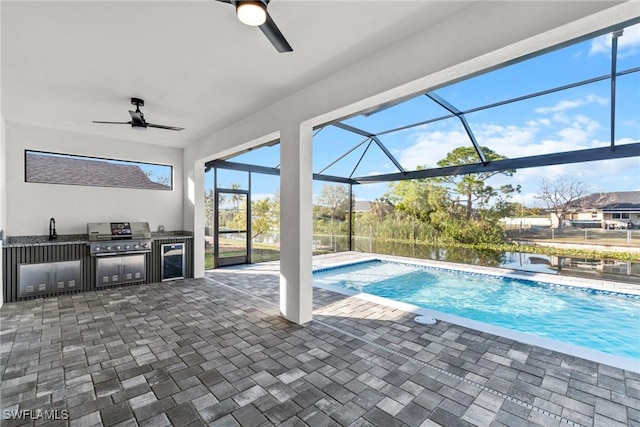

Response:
(4, 123), (184, 236)
(1, 116), (6, 234)
(0, 115), (6, 308)
(575, 211), (602, 221)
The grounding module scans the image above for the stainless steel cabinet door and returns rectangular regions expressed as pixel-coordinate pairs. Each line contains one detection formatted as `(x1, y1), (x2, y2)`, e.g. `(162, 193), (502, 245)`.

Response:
(122, 254), (145, 282)
(52, 260), (82, 291)
(18, 263), (51, 297)
(96, 257), (123, 287)
(19, 261), (82, 297)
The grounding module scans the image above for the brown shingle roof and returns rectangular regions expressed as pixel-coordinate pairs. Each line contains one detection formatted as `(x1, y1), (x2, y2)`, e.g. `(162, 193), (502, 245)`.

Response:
(352, 200), (372, 212)
(26, 152), (170, 190)
(571, 191), (640, 210)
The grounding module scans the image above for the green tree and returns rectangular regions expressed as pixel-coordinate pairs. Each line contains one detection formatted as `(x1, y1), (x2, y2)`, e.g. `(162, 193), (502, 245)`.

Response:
(205, 188), (215, 234)
(384, 174), (459, 225)
(384, 174), (448, 223)
(251, 197), (277, 239)
(315, 184), (351, 221)
(228, 199), (248, 231)
(370, 198), (395, 221)
(436, 146), (516, 220)
(228, 182), (243, 211)
(384, 178), (433, 221)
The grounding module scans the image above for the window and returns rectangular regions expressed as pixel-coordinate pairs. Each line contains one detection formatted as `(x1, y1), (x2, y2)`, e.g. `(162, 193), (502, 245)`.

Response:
(612, 213), (630, 219)
(25, 150), (172, 190)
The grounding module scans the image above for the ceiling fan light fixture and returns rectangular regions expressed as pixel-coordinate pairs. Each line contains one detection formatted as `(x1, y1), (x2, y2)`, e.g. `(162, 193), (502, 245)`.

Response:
(236, 1), (267, 26)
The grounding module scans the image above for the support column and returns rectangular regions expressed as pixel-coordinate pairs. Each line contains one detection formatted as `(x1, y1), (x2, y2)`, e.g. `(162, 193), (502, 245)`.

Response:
(279, 123), (313, 325)
(191, 159), (205, 278)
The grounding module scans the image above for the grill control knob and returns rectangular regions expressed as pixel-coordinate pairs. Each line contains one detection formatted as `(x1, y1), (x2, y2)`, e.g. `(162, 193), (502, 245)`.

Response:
(106, 246), (112, 251)
(125, 245), (130, 250)
(142, 242), (149, 248)
(95, 247), (101, 252)
(115, 245), (121, 250)
(133, 244), (139, 249)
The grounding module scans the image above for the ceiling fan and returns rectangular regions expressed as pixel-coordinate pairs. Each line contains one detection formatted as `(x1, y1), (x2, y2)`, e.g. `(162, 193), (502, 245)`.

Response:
(93, 98), (184, 131)
(216, 0), (293, 53)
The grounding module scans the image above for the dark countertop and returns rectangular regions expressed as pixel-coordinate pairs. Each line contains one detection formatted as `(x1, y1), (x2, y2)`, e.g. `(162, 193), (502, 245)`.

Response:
(4, 231), (193, 247)
(4, 234), (89, 247)
(151, 231), (193, 239)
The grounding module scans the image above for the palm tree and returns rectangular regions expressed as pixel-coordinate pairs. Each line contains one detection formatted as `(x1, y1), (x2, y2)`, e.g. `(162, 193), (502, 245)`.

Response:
(229, 182), (243, 211)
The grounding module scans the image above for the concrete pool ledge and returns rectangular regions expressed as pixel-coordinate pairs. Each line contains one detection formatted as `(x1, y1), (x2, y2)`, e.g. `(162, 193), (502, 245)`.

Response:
(313, 254), (640, 374)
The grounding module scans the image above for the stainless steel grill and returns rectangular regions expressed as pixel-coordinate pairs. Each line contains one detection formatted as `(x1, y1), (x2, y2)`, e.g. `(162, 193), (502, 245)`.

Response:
(88, 222), (151, 256)
(88, 222), (151, 287)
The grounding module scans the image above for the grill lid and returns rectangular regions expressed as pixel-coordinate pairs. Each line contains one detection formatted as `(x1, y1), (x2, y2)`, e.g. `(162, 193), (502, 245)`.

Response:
(87, 222), (151, 241)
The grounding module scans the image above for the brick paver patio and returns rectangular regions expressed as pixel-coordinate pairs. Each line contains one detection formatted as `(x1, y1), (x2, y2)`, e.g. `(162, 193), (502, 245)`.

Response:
(1, 253), (639, 426)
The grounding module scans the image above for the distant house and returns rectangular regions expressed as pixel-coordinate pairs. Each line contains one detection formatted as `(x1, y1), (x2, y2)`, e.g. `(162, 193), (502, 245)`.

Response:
(565, 191), (640, 229)
(352, 200), (372, 213)
(26, 152), (170, 190)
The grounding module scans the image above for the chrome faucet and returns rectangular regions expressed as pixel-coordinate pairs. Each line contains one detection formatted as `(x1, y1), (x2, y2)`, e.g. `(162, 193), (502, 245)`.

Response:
(49, 218), (57, 241)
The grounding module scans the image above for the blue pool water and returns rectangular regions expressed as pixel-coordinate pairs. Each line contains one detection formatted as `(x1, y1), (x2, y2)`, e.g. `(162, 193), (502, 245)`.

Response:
(313, 260), (640, 359)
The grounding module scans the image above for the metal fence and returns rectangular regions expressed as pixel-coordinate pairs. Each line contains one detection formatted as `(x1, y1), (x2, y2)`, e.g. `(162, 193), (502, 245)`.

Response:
(251, 228), (640, 254)
(506, 227), (640, 246)
(205, 226), (640, 271)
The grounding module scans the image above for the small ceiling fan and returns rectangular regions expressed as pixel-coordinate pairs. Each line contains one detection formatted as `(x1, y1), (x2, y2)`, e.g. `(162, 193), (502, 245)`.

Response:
(216, 0), (293, 53)
(93, 98), (184, 131)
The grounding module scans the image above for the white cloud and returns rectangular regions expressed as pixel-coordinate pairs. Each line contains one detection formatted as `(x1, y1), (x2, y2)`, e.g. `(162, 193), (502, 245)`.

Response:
(552, 112), (571, 125)
(589, 23), (640, 57)
(251, 193), (275, 201)
(353, 182), (388, 201)
(399, 129), (470, 169)
(527, 118), (551, 127)
(401, 112), (610, 167)
(490, 158), (640, 207)
(590, 36), (610, 56)
(477, 124), (538, 156)
(478, 154), (639, 208)
(554, 117), (600, 146)
(394, 111), (639, 204)
(398, 122), (542, 169)
(534, 94), (608, 114)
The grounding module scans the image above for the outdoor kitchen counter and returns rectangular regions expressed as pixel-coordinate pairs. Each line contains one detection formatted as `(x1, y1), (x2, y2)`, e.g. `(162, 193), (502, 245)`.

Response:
(152, 231), (193, 239)
(4, 231), (194, 247)
(4, 234), (89, 247)
(3, 235), (91, 302)
(3, 232), (194, 303)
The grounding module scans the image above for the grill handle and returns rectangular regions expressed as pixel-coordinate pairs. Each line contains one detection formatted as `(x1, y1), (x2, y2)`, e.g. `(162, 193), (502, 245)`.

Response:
(92, 250), (151, 257)
(91, 233), (150, 241)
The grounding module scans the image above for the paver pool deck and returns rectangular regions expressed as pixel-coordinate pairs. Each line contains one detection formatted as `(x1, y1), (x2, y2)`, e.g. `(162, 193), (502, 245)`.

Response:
(1, 252), (639, 426)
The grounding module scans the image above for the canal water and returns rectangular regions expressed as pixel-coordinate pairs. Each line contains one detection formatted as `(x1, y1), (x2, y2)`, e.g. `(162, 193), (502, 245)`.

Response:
(348, 239), (640, 284)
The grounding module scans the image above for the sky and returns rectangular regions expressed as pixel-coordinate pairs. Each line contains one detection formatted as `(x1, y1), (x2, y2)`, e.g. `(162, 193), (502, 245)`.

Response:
(216, 23), (640, 208)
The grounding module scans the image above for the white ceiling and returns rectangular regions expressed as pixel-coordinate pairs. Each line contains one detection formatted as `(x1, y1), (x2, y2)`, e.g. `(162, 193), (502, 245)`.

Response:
(1, 0), (475, 148)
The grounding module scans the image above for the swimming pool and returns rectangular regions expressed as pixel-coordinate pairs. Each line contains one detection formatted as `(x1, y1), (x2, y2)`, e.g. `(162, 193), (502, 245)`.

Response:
(313, 259), (640, 361)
